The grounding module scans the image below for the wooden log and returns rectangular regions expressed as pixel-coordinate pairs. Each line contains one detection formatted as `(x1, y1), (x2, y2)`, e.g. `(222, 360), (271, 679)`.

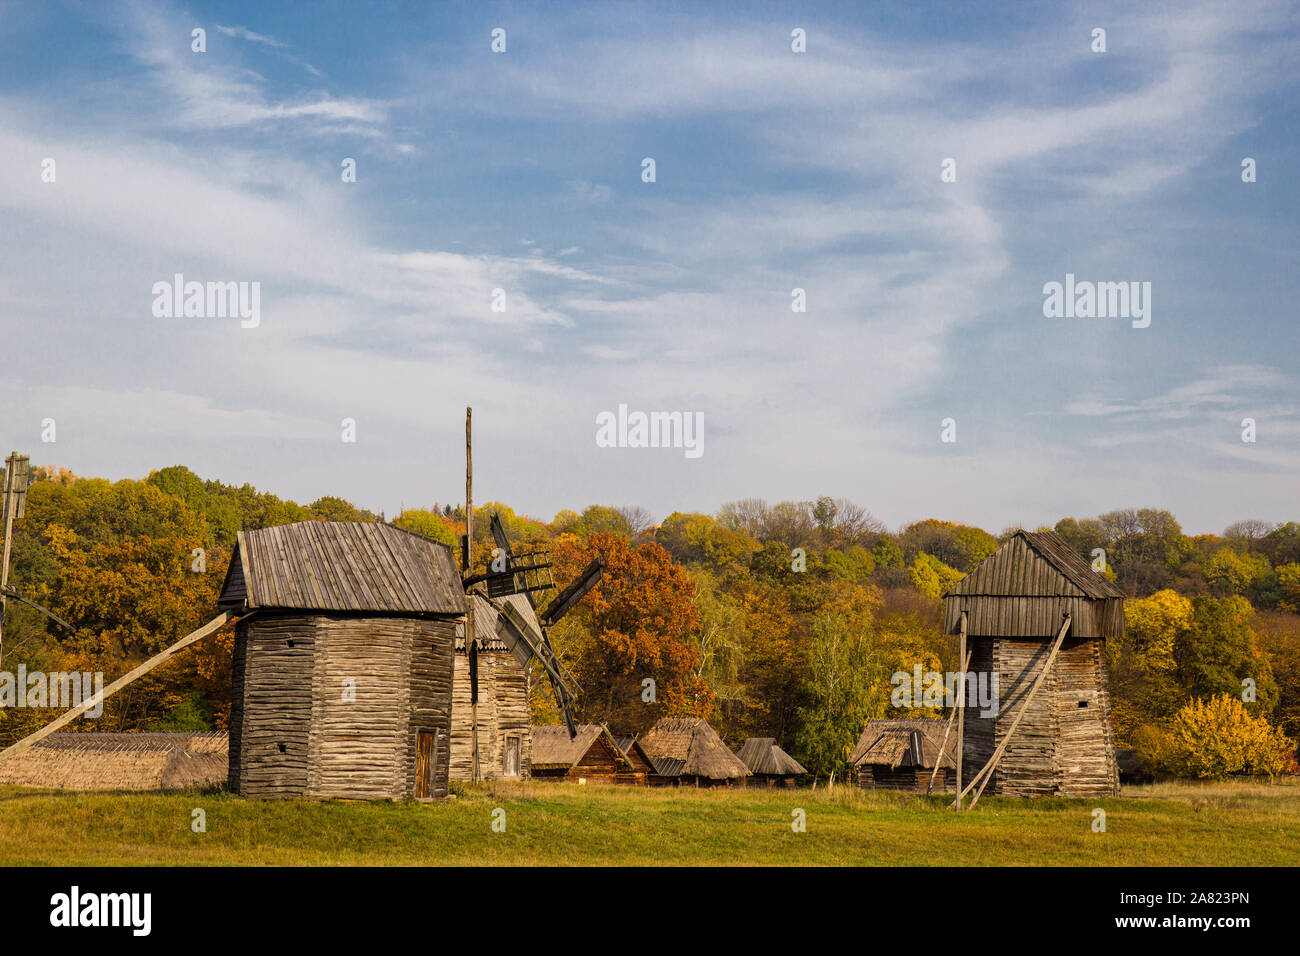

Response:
(955, 611), (966, 810)
(0, 612), (232, 762)
(928, 647), (970, 795)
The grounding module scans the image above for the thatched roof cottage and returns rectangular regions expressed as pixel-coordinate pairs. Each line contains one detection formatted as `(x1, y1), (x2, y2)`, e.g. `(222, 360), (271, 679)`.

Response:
(219, 521), (466, 800)
(0, 732), (228, 791)
(735, 737), (808, 788)
(638, 717), (750, 787)
(850, 719), (954, 792)
(530, 724), (643, 784)
(614, 735), (657, 780)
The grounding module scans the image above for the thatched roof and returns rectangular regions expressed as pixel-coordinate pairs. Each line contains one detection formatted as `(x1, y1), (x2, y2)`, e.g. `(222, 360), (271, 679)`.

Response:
(849, 720), (954, 770)
(0, 732), (228, 791)
(218, 521), (465, 616)
(735, 737), (808, 776)
(638, 718), (750, 780)
(530, 724), (631, 771)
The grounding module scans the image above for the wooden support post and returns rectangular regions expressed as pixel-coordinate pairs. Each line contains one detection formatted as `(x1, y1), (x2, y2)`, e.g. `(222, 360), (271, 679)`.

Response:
(956, 614), (1071, 811)
(954, 610), (967, 811)
(0, 452), (17, 666)
(0, 612), (231, 762)
(465, 406), (479, 784)
(928, 647), (970, 795)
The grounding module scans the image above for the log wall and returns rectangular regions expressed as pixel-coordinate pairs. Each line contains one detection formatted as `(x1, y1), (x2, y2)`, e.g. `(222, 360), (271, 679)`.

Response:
(228, 616), (315, 797)
(960, 635), (1118, 797)
(449, 649), (532, 782)
(229, 613), (456, 800)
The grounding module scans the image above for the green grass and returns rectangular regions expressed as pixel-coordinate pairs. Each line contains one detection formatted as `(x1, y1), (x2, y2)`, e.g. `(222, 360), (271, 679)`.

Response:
(1, 778), (1298, 866)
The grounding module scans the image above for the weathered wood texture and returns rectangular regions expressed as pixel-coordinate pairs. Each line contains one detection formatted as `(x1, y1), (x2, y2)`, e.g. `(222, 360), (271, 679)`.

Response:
(449, 647), (531, 782)
(218, 521), (466, 616)
(944, 532), (1124, 641)
(960, 636), (1118, 797)
(230, 613), (456, 800)
(859, 766), (945, 792)
(945, 531), (1121, 799)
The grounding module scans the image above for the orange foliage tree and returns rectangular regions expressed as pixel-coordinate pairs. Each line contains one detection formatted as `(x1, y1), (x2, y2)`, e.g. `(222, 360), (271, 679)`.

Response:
(548, 531), (707, 733)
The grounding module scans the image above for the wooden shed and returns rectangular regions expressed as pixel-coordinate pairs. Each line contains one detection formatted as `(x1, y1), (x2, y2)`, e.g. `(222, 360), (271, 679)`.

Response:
(849, 719), (954, 792)
(531, 724), (643, 783)
(0, 732), (228, 791)
(219, 521), (466, 801)
(638, 717), (750, 788)
(944, 530), (1122, 799)
(450, 593), (535, 782)
(614, 735), (657, 781)
(735, 737), (808, 788)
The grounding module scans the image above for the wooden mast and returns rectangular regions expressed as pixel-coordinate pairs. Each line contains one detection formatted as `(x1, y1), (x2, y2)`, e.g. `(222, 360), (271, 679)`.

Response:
(466, 406), (479, 783)
(0, 451), (24, 667)
(928, 646), (969, 796)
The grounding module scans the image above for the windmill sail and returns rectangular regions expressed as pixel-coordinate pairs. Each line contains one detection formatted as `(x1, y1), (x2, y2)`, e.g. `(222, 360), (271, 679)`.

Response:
(476, 511), (603, 738)
(540, 561), (603, 627)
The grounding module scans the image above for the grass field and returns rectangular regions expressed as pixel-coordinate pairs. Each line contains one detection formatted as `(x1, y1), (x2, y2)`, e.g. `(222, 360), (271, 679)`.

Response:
(1, 778), (1297, 866)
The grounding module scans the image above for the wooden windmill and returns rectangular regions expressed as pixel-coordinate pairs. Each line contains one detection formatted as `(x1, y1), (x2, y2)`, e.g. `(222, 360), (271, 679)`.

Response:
(458, 409), (602, 751)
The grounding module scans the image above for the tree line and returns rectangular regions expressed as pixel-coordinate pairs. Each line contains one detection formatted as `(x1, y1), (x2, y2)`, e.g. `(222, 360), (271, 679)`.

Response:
(1, 468), (1295, 781)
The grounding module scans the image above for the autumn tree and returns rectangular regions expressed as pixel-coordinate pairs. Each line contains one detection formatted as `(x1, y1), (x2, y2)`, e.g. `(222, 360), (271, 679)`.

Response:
(547, 531), (706, 733)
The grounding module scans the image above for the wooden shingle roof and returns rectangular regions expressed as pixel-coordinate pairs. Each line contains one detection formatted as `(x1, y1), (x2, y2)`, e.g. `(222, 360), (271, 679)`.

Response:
(943, 530), (1125, 640)
(946, 530), (1122, 599)
(218, 521), (466, 616)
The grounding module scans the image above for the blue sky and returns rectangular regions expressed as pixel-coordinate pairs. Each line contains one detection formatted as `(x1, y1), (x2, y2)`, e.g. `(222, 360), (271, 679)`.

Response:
(0, 0), (1297, 534)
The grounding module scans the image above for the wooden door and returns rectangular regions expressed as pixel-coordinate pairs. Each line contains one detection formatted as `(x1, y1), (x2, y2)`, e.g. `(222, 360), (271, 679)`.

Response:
(415, 731), (437, 798)
(503, 736), (520, 777)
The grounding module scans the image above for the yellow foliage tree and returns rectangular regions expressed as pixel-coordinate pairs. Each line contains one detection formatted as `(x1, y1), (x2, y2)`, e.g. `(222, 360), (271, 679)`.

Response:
(1164, 694), (1294, 779)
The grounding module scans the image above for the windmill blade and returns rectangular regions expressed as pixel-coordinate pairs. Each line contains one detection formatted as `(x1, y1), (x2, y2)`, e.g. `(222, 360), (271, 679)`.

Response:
(497, 596), (581, 738)
(541, 560), (603, 627)
(497, 598), (578, 699)
(489, 512), (513, 561)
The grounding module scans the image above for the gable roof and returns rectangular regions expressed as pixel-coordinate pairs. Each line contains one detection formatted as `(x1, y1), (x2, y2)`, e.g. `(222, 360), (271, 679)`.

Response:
(218, 521), (466, 616)
(530, 724), (631, 771)
(735, 738), (808, 776)
(849, 719), (954, 770)
(945, 530), (1122, 600)
(638, 718), (750, 780)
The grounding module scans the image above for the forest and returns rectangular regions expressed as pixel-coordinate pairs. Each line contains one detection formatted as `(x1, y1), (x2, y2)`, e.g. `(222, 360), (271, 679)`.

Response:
(0, 464), (1295, 782)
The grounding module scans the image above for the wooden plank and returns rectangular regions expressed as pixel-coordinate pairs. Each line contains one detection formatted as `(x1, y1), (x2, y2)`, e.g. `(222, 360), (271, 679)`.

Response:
(0, 613), (232, 762)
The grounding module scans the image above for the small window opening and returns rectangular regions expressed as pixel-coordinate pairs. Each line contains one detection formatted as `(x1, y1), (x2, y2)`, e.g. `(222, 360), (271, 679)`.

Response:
(1078, 700), (1089, 708)
(278, 742), (287, 753)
